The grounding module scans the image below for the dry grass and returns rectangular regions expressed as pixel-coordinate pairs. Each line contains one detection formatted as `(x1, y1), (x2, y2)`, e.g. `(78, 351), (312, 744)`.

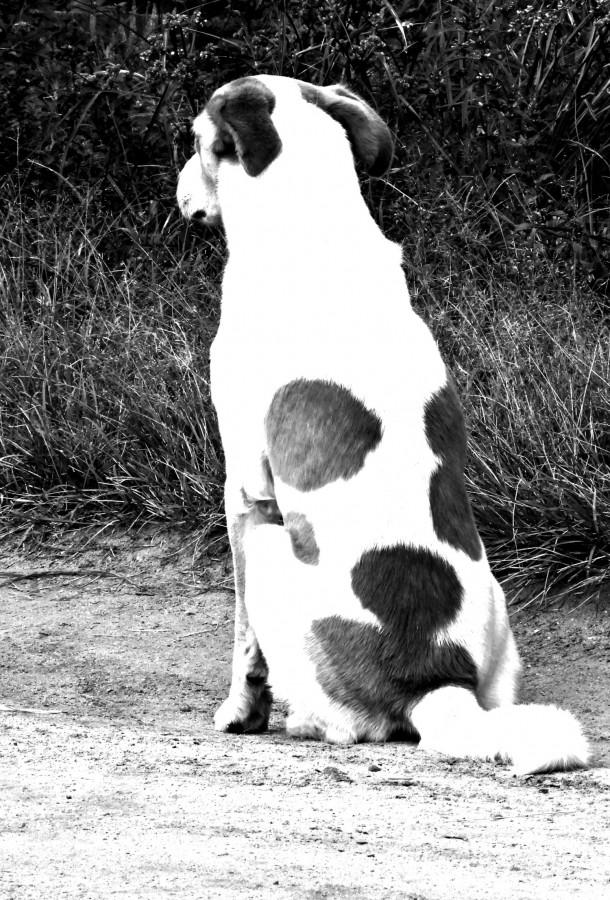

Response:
(0, 182), (225, 543)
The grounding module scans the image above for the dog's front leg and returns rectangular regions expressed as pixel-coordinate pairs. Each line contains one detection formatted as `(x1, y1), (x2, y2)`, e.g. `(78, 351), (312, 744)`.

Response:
(214, 487), (273, 733)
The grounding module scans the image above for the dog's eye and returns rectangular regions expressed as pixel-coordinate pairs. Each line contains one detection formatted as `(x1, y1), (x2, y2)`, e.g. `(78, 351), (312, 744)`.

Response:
(212, 126), (236, 159)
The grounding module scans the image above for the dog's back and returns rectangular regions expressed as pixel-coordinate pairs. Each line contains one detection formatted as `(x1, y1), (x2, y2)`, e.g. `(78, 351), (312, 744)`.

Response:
(178, 75), (589, 774)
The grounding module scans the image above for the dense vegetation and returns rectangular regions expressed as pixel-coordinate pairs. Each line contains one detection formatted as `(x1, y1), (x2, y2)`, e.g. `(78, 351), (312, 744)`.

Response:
(1, 0), (609, 597)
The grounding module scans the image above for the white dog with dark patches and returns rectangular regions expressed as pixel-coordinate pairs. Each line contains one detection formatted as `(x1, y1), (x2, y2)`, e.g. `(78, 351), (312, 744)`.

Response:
(177, 75), (589, 774)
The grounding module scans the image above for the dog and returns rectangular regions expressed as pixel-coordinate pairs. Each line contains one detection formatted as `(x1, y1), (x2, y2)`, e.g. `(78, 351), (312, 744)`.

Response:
(177, 75), (589, 774)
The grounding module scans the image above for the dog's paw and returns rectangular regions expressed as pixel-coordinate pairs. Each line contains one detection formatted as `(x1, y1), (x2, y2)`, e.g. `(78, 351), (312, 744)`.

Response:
(214, 687), (272, 734)
(286, 711), (357, 744)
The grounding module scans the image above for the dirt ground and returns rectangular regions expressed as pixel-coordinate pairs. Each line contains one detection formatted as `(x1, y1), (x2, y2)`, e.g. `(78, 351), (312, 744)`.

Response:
(1, 529), (609, 900)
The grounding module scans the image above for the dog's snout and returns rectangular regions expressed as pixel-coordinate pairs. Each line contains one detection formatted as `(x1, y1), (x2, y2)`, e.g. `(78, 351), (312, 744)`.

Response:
(176, 152), (221, 225)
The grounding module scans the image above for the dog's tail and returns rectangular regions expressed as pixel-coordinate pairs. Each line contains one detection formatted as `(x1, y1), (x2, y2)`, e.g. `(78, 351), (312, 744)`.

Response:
(410, 686), (589, 775)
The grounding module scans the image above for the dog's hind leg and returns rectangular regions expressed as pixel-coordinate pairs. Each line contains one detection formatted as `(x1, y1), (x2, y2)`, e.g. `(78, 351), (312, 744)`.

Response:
(213, 485), (276, 734)
(475, 579), (521, 710)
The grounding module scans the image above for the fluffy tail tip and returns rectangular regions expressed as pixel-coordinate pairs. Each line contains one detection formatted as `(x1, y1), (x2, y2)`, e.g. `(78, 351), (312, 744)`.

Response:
(492, 703), (590, 776)
(412, 687), (590, 776)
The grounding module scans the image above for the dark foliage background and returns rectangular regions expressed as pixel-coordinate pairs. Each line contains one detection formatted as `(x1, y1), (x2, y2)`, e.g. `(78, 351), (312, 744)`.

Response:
(3, 0), (610, 285)
(1, 1), (609, 595)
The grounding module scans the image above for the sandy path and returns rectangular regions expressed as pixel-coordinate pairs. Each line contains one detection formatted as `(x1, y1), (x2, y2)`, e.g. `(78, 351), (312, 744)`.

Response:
(1, 531), (609, 898)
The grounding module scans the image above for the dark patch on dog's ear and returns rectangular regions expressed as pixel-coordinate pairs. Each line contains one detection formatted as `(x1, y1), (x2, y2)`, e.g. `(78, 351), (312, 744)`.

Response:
(299, 82), (393, 176)
(309, 545), (477, 730)
(207, 77), (282, 177)
(211, 123), (237, 160)
(424, 379), (482, 561)
(284, 512), (320, 565)
(265, 378), (382, 492)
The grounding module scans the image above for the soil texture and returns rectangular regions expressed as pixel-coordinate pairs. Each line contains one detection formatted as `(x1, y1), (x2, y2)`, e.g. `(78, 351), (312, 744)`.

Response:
(1, 531), (609, 899)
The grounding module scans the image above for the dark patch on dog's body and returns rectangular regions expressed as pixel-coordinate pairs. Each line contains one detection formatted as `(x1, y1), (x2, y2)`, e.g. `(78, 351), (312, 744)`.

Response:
(424, 381), (482, 561)
(284, 512), (320, 565)
(298, 82), (393, 176)
(207, 78), (282, 177)
(265, 379), (382, 492)
(351, 544), (465, 627)
(310, 545), (477, 731)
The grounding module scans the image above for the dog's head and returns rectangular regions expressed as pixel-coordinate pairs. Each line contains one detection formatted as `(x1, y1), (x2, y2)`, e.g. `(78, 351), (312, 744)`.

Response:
(177, 75), (393, 226)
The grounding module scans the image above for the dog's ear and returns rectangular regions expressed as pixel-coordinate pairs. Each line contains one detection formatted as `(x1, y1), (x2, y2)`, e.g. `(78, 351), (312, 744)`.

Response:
(206, 79), (282, 177)
(299, 83), (393, 177)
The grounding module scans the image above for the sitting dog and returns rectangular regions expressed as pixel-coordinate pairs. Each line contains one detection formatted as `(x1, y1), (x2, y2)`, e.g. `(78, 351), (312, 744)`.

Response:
(177, 75), (589, 774)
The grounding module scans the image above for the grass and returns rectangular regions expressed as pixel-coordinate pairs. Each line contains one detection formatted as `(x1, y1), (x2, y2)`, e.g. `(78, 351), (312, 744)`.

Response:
(427, 274), (610, 600)
(1, 165), (609, 599)
(2, 1), (609, 604)
(0, 179), (225, 544)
